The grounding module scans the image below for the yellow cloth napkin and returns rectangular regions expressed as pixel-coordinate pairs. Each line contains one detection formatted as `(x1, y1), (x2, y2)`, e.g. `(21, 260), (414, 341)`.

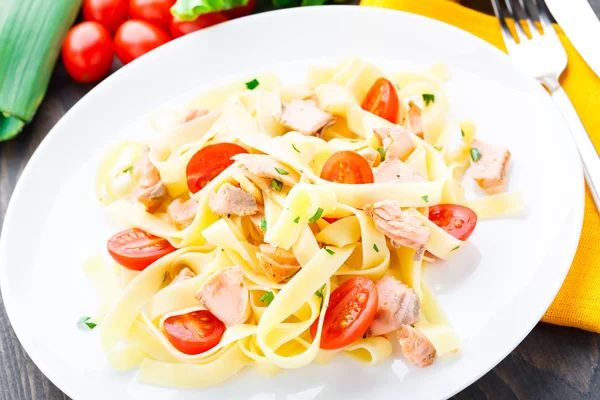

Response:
(361, 0), (600, 332)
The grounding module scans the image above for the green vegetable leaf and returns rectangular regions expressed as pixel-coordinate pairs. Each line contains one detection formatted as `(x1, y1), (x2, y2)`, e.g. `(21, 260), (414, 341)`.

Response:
(271, 179), (283, 192)
(171, 0), (249, 21)
(260, 218), (267, 231)
(373, 243), (379, 253)
(421, 194), (429, 203)
(292, 144), (301, 153)
(308, 207), (324, 223)
(451, 245), (460, 251)
(260, 291), (274, 305)
(294, 216), (300, 223)
(246, 79), (259, 90)
(78, 316), (97, 330)
(470, 147), (482, 162)
(422, 94), (435, 106)
(315, 283), (326, 298)
(122, 165), (134, 174)
(323, 246), (335, 255)
(377, 147), (387, 162)
(274, 167), (289, 175)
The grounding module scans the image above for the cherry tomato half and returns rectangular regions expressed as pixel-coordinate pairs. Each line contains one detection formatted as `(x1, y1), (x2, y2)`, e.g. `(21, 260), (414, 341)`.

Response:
(107, 228), (176, 270)
(164, 310), (225, 355)
(170, 13), (228, 39)
(361, 78), (399, 124)
(320, 151), (374, 184)
(114, 20), (171, 65)
(310, 277), (378, 350)
(186, 142), (248, 194)
(83, 0), (129, 33)
(224, 0), (256, 19)
(62, 22), (114, 83)
(128, 0), (176, 31)
(428, 204), (478, 241)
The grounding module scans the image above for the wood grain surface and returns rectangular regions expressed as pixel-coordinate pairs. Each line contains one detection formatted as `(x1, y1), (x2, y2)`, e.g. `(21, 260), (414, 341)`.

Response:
(1, 1), (600, 399)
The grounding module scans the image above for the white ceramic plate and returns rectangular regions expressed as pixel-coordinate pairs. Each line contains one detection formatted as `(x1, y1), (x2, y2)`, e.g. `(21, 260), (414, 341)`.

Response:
(0, 6), (584, 400)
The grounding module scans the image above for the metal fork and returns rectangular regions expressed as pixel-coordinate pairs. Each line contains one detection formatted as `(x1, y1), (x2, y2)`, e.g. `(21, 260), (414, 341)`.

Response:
(491, 0), (600, 211)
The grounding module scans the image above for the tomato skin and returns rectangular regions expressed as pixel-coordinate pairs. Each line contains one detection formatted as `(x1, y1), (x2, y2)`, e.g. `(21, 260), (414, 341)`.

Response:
(320, 151), (374, 184)
(62, 22), (114, 83)
(361, 78), (399, 124)
(107, 228), (176, 270)
(128, 0), (176, 30)
(164, 310), (225, 355)
(186, 143), (248, 194)
(429, 204), (478, 241)
(310, 277), (378, 350)
(224, 0), (256, 19)
(83, 0), (129, 33)
(114, 20), (171, 65)
(170, 13), (228, 39)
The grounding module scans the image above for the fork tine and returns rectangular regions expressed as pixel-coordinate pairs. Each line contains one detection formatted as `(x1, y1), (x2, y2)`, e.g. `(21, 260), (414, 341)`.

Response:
(491, 0), (518, 51)
(517, 0), (541, 37)
(504, 0), (529, 42)
(533, 0), (559, 38)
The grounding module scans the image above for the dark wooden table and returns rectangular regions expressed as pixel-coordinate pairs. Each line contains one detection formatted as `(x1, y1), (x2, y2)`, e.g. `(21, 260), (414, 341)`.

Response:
(2, 1), (600, 399)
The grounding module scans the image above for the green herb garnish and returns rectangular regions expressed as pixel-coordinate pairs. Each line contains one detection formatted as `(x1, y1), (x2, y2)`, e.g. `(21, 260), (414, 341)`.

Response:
(470, 147), (482, 162)
(461, 129), (465, 138)
(422, 94), (435, 106)
(451, 245), (460, 251)
(260, 218), (267, 231)
(274, 167), (289, 175)
(78, 316), (97, 330)
(246, 79), (259, 90)
(421, 195), (429, 203)
(395, 83), (400, 91)
(377, 147), (387, 162)
(373, 244), (379, 253)
(271, 179), (283, 192)
(122, 165), (134, 174)
(308, 207), (324, 223)
(260, 291), (274, 305)
(350, 140), (358, 143)
(323, 246), (335, 255)
(315, 283), (326, 298)
(292, 144), (301, 153)
(434, 146), (442, 151)
(294, 216), (300, 224)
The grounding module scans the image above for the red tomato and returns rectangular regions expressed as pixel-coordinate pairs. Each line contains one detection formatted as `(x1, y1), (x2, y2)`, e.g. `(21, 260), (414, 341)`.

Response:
(128, 0), (176, 30)
(361, 78), (399, 123)
(83, 0), (129, 33)
(170, 13), (228, 39)
(320, 151), (374, 184)
(62, 22), (114, 83)
(164, 310), (225, 355)
(224, 0), (256, 19)
(107, 228), (176, 270)
(186, 143), (248, 194)
(323, 217), (339, 224)
(429, 204), (478, 241)
(114, 20), (171, 65)
(310, 277), (378, 350)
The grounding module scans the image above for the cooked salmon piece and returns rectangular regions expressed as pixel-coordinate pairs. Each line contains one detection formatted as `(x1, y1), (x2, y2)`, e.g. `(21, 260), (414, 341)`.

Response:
(373, 158), (426, 184)
(399, 325), (436, 367)
(167, 198), (198, 229)
(357, 147), (380, 167)
(367, 276), (420, 337)
(374, 126), (414, 160)
(280, 100), (334, 136)
(130, 146), (167, 212)
(407, 101), (423, 136)
(134, 146), (161, 188)
(232, 154), (300, 188)
(249, 205), (266, 234)
(170, 267), (196, 285)
(195, 266), (250, 327)
(209, 183), (258, 217)
(363, 201), (431, 250)
(470, 139), (511, 195)
(257, 244), (301, 283)
(182, 108), (210, 124)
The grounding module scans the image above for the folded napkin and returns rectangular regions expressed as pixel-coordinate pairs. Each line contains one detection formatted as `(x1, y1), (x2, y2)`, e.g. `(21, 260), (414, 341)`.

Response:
(362, 0), (600, 333)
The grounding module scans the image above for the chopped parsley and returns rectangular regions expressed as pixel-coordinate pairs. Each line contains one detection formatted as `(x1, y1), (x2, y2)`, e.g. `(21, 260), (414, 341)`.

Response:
(470, 147), (482, 162)
(308, 207), (324, 223)
(461, 129), (465, 138)
(271, 179), (283, 192)
(395, 83), (401, 91)
(315, 283), (326, 298)
(260, 291), (274, 305)
(274, 167), (289, 175)
(421, 194), (429, 203)
(433, 146), (442, 151)
(350, 140), (359, 143)
(377, 147), (387, 162)
(323, 246), (335, 255)
(245, 79), (259, 90)
(292, 144), (301, 153)
(260, 218), (267, 231)
(78, 316), (97, 330)
(422, 93), (435, 106)
(121, 165), (134, 174)
(373, 243), (380, 253)
(294, 216), (300, 224)
(451, 245), (460, 251)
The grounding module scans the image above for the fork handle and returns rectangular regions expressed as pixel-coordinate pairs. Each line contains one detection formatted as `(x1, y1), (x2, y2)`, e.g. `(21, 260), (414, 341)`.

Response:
(552, 86), (600, 211)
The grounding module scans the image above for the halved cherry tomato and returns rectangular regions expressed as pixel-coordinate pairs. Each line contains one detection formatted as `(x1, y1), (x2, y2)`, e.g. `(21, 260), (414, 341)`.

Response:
(164, 310), (225, 355)
(107, 228), (176, 270)
(169, 13), (228, 39)
(323, 217), (339, 224)
(186, 142), (248, 194)
(83, 0), (129, 33)
(114, 20), (171, 65)
(429, 204), (478, 241)
(320, 151), (374, 184)
(62, 22), (114, 83)
(224, 0), (256, 19)
(361, 78), (399, 123)
(128, 0), (176, 31)
(310, 277), (378, 350)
